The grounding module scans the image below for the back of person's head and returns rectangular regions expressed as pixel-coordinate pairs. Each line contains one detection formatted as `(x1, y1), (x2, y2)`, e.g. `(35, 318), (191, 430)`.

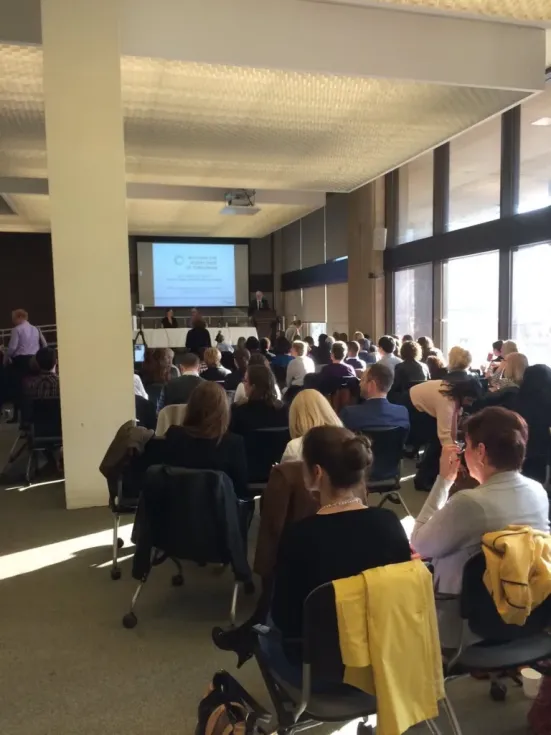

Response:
(233, 348), (251, 372)
(182, 381), (229, 442)
(325, 336), (335, 348)
(274, 336), (292, 355)
(331, 340), (347, 362)
(426, 354), (446, 379)
(347, 341), (360, 357)
(237, 336), (246, 349)
(503, 352), (528, 384)
(318, 333), (328, 346)
(195, 318), (207, 330)
(368, 344), (377, 354)
(180, 352), (200, 372)
(417, 336), (434, 361)
(292, 340), (306, 357)
(378, 335), (395, 355)
(440, 377), (482, 406)
(249, 352), (270, 368)
(215, 332), (225, 344)
(502, 339), (518, 357)
(402, 334), (413, 343)
(294, 319), (302, 327)
(143, 347), (174, 384)
(464, 407), (528, 473)
(12, 308), (28, 323)
(302, 426), (372, 492)
(304, 336), (314, 348)
(203, 347), (222, 368)
(492, 339), (503, 354)
(448, 346), (472, 371)
(353, 331), (364, 341)
(518, 364), (551, 403)
(289, 389), (342, 439)
(339, 332), (349, 342)
(245, 336), (260, 352)
(363, 362), (393, 395)
(400, 340), (422, 362)
(245, 364), (280, 407)
(260, 337), (271, 352)
(36, 347), (56, 372)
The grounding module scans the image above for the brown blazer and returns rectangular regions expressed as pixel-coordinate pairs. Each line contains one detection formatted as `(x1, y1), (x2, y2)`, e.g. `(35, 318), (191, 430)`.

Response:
(253, 462), (319, 578)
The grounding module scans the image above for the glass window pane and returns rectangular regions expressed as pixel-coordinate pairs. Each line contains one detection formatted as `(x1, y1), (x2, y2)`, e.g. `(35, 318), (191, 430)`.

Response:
(394, 264), (433, 339)
(518, 88), (551, 214)
(443, 251), (499, 366)
(512, 243), (551, 365)
(397, 154), (433, 244)
(449, 117), (501, 232)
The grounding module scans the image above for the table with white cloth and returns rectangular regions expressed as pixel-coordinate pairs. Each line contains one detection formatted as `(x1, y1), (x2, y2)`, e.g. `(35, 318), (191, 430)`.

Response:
(132, 327), (258, 349)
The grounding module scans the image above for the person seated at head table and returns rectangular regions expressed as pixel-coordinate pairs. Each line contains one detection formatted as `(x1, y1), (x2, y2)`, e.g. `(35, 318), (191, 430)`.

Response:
(281, 389), (342, 462)
(161, 308), (178, 329)
(162, 381), (248, 499)
(234, 353), (282, 404)
(345, 341), (367, 371)
(215, 331), (233, 353)
(157, 352), (204, 410)
(319, 341), (357, 381)
(223, 348), (251, 392)
(185, 317), (212, 356)
(268, 426), (411, 670)
(24, 347), (60, 400)
(410, 406), (549, 646)
(200, 347), (232, 382)
(377, 335), (402, 374)
(260, 337), (275, 362)
(270, 336), (294, 369)
(426, 351), (447, 380)
(285, 340), (315, 389)
(245, 336), (260, 354)
(230, 364), (288, 435)
(340, 362), (410, 433)
(392, 340), (430, 393)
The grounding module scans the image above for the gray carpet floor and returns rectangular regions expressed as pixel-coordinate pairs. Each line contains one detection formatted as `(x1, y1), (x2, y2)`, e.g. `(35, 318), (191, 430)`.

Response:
(0, 422), (534, 734)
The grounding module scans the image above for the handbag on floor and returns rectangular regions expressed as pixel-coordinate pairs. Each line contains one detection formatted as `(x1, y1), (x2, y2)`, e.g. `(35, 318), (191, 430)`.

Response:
(196, 671), (259, 735)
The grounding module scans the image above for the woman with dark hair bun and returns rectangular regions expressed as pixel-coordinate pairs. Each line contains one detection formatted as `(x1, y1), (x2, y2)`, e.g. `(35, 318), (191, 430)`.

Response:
(266, 425), (411, 680)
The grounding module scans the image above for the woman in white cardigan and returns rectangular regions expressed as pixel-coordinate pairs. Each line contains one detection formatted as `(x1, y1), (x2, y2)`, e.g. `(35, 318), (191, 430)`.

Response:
(411, 406), (549, 646)
(281, 389), (342, 462)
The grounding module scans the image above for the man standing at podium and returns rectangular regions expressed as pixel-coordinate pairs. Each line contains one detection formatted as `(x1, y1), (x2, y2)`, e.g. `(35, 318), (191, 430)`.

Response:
(248, 290), (269, 316)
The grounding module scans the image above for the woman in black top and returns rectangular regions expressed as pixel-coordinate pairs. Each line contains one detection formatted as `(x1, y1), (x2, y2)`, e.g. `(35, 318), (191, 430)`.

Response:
(200, 347), (231, 382)
(511, 365), (551, 483)
(223, 348), (251, 392)
(230, 365), (288, 434)
(161, 308), (179, 329)
(185, 318), (212, 356)
(162, 381), (248, 498)
(393, 340), (430, 393)
(268, 425), (411, 678)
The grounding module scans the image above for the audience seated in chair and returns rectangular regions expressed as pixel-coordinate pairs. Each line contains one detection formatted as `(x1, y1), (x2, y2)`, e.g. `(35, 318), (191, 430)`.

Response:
(486, 339), (518, 381)
(223, 348), (250, 392)
(426, 351), (447, 380)
(446, 346), (480, 386)
(319, 341), (357, 381)
(234, 353), (282, 404)
(215, 331), (233, 353)
(281, 389), (342, 462)
(488, 351), (528, 394)
(23, 347), (59, 400)
(417, 336), (435, 364)
(158, 352), (203, 410)
(260, 337), (275, 363)
(161, 381), (248, 499)
(285, 340), (315, 390)
(377, 335), (402, 374)
(340, 363), (410, 433)
(311, 333), (332, 365)
(344, 341), (366, 371)
(474, 352), (528, 412)
(270, 336), (294, 370)
(411, 407), (550, 647)
(510, 365), (551, 483)
(140, 347), (175, 411)
(230, 365), (288, 435)
(245, 336), (261, 354)
(135, 395), (157, 430)
(392, 340), (429, 393)
(200, 347), (231, 382)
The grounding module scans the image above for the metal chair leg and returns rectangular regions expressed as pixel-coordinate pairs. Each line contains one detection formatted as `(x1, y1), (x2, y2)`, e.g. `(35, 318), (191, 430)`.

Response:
(229, 582), (239, 626)
(397, 492), (412, 517)
(442, 695), (464, 735)
(25, 451), (34, 486)
(122, 549), (155, 629)
(425, 719), (443, 734)
(110, 514), (121, 580)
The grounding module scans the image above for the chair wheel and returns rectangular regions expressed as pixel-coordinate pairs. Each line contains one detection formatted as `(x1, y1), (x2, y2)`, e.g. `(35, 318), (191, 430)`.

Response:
(117, 538), (124, 549)
(357, 723), (373, 735)
(110, 567), (121, 581)
(122, 612), (137, 629)
(244, 580), (255, 595)
(490, 681), (507, 701)
(171, 573), (184, 587)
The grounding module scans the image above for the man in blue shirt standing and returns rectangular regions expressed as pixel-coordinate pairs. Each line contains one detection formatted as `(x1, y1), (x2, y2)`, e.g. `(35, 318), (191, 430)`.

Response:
(340, 362), (410, 432)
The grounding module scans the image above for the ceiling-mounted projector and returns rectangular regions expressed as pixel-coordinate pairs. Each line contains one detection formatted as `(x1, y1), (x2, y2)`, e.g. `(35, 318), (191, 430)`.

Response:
(220, 189), (261, 216)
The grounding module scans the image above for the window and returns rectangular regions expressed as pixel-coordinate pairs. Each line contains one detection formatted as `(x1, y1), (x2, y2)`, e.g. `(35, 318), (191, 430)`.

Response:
(449, 117), (501, 231)
(394, 264), (433, 339)
(442, 251), (499, 366)
(512, 243), (551, 365)
(518, 88), (551, 214)
(397, 153), (433, 244)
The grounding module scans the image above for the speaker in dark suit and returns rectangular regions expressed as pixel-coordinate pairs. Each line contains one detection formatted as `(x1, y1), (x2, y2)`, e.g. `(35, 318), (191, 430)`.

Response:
(248, 291), (269, 316)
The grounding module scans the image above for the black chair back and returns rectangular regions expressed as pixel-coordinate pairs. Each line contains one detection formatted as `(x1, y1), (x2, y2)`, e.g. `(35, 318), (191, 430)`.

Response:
(361, 426), (408, 484)
(220, 351), (235, 372)
(243, 427), (291, 483)
(271, 364), (287, 389)
(460, 552), (551, 641)
(29, 398), (62, 445)
(116, 436), (167, 507)
(303, 582), (345, 682)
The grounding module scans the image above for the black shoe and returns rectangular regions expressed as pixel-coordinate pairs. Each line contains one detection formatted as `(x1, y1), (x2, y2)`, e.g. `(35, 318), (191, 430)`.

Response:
(212, 625), (254, 668)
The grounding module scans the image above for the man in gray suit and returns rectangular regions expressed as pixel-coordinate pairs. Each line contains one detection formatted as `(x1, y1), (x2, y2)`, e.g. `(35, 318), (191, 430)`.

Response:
(158, 352), (204, 410)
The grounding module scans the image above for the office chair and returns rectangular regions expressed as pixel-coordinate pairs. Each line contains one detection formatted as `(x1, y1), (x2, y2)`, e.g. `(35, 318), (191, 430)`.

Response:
(242, 426), (291, 495)
(361, 426), (411, 515)
(25, 397), (63, 485)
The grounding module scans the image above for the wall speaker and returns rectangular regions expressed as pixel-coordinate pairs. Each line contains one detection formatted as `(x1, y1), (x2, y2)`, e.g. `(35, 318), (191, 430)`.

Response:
(372, 227), (387, 251)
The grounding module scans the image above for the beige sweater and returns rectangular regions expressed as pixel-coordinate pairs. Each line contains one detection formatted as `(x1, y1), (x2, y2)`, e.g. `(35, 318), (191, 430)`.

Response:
(410, 379), (456, 446)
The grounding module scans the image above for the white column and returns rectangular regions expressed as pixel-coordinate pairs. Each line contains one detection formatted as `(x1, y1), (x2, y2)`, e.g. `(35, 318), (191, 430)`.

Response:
(42, 0), (134, 509)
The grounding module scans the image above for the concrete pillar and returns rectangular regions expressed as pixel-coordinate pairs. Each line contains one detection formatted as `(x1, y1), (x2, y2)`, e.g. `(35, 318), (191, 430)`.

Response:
(42, 0), (134, 508)
(347, 179), (386, 340)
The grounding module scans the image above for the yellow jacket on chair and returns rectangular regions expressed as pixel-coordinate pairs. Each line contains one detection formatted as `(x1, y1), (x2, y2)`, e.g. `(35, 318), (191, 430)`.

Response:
(482, 525), (551, 626)
(332, 559), (444, 735)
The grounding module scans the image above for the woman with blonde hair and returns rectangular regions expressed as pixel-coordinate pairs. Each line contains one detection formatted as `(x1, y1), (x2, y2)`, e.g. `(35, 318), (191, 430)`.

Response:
(488, 352), (528, 393)
(201, 346), (231, 382)
(281, 389), (342, 462)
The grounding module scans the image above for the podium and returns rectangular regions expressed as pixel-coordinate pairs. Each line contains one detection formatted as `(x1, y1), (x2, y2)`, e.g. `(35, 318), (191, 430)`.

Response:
(252, 310), (277, 340)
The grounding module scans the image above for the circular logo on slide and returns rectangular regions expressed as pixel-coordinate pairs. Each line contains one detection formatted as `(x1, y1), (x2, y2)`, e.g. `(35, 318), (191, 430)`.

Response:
(174, 255), (184, 266)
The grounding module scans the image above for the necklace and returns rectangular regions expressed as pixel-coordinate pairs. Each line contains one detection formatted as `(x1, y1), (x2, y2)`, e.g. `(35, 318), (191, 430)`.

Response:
(318, 497), (362, 512)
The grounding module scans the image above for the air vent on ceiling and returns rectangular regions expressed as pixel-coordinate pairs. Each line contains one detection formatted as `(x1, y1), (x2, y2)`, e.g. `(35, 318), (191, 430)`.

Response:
(0, 196), (16, 215)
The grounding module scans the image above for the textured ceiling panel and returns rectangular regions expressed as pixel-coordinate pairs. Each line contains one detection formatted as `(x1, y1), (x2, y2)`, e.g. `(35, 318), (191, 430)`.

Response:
(309, 0), (551, 22)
